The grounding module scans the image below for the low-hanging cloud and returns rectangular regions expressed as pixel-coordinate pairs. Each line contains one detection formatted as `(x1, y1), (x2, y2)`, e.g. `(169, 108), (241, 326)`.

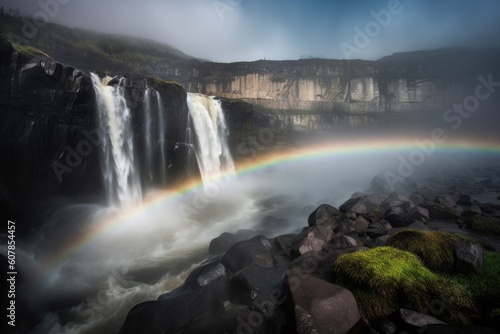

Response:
(1, 0), (500, 62)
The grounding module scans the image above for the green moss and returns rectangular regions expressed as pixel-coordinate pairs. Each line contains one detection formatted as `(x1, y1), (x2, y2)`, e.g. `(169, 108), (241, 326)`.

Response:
(13, 44), (51, 59)
(333, 247), (474, 323)
(467, 216), (500, 236)
(452, 251), (500, 322)
(387, 230), (470, 272)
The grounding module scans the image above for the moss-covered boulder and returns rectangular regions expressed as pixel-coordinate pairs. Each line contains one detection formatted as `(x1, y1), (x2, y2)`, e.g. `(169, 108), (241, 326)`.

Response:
(387, 230), (479, 273)
(332, 247), (474, 323)
(453, 251), (500, 324)
(466, 216), (500, 236)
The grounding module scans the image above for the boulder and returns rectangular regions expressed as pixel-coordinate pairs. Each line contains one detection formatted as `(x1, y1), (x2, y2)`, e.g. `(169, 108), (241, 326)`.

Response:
(420, 202), (460, 220)
(453, 241), (484, 274)
(330, 234), (358, 250)
(288, 249), (355, 282)
(291, 225), (334, 257)
(286, 274), (361, 334)
(229, 264), (285, 307)
(339, 197), (368, 215)
(389, 221), (431, 235)
(434, 195), (457, 209)
(221, 236), (274, 274)
(273, 234), (297, 257)
(400, 308), (447, 327)
(379, 192), (415, 212)
(334, 220), (357, 235)
(308, 204), (342, 227)
(386, 206), (429, 227)
(457, 195), (474, 206)
(182, 257), (227, 290)
(120, 276), (229, 334)
(366, 227), (388, 239)
(352, 215), (370, 234)
(209, 232), (238, 255)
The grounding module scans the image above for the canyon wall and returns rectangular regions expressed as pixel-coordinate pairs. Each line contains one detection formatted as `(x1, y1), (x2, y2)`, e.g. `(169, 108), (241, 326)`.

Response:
(157, 48), (500, 114)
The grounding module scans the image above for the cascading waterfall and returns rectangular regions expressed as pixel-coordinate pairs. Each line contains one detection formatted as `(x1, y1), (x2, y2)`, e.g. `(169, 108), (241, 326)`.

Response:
(187, 93), (235, 183)
(91, 73), (142, 207)
(144, 88), (153, 182)
(90, 77), (234, 206)
(156, 90), (167, 185)
(143, 88), (167, 186)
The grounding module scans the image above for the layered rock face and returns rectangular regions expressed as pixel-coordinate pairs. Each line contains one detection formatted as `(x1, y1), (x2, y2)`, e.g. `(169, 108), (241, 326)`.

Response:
(159, 48), (500, 115)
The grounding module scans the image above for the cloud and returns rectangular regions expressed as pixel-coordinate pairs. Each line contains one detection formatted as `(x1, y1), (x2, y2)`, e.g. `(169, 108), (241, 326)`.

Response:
(2, 0), (500, 62)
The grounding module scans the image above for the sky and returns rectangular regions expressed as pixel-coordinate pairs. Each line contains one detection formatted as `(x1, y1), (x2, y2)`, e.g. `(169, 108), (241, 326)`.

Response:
(2, 0), (500, 62)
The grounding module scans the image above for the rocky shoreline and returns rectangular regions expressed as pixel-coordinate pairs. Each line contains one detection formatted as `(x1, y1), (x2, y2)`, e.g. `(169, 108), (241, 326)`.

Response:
(119, 167), (500, 334)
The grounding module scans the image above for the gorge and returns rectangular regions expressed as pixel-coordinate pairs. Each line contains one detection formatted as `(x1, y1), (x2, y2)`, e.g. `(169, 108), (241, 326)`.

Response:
(1, 24), (500, 334)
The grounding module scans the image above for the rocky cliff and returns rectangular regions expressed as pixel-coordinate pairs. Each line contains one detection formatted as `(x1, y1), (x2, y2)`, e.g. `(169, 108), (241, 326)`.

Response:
(157, 48), (500, 115)
(0, 38), (252, 228)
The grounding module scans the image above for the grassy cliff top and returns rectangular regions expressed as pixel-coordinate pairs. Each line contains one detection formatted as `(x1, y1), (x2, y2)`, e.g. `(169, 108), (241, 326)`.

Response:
(0, 14), (199, 74)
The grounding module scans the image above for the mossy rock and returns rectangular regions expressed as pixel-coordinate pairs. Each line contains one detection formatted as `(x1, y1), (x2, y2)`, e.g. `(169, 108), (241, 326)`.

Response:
(467, 216), (500, 236)
(387, 230), (470, 272)
(332, 247), (474, 323)
(452, 251), (500, 323)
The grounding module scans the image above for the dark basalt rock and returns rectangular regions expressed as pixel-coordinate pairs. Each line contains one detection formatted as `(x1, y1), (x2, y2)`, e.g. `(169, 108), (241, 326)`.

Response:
(308, 204), (342, 227)
(330, 234), (358, 250)
(367, 227), (388, 239)
(120, 275), (230, 334)
(453, 241), (484, 274)
(273, 234), (297, 257)
(386, 206), (429, 227)
(286, 274), (361, 334)
(221, 236), (275, 274)
(352, 215), (370, 234)
(379, 192), (415, 213)
(420, 202), (460, 220)
(229, 264), (285, 307)
(399, 308), (447, 327)
(291, 225), (334, 258)
(457, 195), (474, 206)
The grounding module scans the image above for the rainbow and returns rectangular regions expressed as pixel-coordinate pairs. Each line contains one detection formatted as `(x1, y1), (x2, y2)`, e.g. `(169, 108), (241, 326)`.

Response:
(41, 136), (500, 281)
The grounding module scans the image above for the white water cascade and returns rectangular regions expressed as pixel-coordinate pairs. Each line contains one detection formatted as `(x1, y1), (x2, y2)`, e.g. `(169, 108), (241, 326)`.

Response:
(143, 88), (167, 185)
(91, 73), (142, 207)
(143, 88), (154, 182)
(187, 93), (235, 183)
(156, 90), (167, 185)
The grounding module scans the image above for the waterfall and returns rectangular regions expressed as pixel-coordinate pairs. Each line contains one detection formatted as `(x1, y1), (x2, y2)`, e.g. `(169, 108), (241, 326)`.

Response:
(156, 90), (167, 185)
(187, 93), (235, 183)
(144, 88), (153, 182)
(91, 74), (142, 207)
(143, 88), (167, 185)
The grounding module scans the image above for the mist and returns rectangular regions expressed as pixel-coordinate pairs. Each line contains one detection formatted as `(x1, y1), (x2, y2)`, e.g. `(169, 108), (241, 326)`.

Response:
(1, 0), (500, 61)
